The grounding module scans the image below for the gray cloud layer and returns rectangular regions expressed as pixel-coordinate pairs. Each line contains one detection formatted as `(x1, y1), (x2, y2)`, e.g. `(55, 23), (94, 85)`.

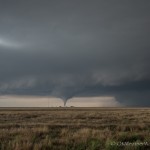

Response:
(0, 0), (150, 106)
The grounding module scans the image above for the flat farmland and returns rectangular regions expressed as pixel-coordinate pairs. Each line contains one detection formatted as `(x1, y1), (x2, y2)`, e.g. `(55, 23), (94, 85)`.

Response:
(0, 107), (150, 150)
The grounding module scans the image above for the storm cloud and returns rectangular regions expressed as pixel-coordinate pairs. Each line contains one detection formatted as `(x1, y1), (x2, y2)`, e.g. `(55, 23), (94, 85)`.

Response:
(0, 0), (150, 106)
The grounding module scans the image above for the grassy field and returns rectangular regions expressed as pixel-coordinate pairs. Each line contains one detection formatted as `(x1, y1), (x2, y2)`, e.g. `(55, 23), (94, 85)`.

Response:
(0, 107), (150, 150)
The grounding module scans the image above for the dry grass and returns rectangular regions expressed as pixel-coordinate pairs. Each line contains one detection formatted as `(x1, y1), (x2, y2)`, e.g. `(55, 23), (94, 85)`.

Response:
(0, 107), (150, 150)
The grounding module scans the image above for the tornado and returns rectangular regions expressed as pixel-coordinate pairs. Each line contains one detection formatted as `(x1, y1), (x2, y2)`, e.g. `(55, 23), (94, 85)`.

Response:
(61, 97), (69, 107)
(60, 96), (73, 107)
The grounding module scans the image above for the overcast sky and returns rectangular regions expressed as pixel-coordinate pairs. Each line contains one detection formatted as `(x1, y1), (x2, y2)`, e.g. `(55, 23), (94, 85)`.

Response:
(0, 0), (150, 106)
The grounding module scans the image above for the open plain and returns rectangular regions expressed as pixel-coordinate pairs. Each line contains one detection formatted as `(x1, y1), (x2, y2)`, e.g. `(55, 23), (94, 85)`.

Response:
(0, 107), (150, 150)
